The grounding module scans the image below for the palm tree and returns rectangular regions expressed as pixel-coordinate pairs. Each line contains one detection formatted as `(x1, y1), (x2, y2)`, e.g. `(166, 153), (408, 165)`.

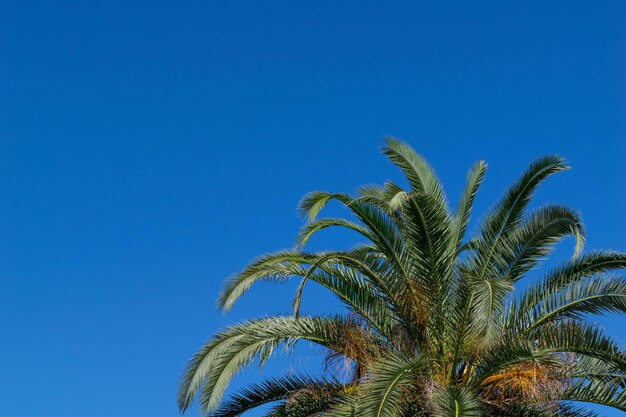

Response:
(178, 139), (626, 416)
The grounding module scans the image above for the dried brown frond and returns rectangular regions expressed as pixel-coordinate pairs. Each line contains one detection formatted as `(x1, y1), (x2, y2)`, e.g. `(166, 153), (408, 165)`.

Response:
(324, 314), (387, 381)
(402, 278), (431, 328)
(481, 360), (566, 410)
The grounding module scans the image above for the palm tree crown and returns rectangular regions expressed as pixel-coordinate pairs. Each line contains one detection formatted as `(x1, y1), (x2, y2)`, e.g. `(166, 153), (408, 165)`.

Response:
(179, 139), (626, 416)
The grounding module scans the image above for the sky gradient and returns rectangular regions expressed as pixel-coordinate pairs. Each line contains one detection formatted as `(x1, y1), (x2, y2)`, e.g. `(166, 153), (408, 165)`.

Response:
(1, 1), (625, 416)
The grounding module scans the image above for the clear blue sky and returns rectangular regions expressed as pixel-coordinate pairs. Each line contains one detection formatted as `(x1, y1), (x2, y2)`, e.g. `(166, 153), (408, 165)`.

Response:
(1, 1), (624, 416)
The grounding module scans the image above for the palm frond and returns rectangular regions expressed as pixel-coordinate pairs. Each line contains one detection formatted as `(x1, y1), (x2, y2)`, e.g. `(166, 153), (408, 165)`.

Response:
(213, 373), (341, 417)
(498, 204), (585, 283)
(217, 250), (315, 312)
(534, 321), (626, 372)
(452, 160), (487, 252)
(507, 251), (626, 333)
(512, 273), (626, 334)
(297, 191), (408, 281)
(381, 138), (446, 203)
(331, 353), (427, 417)
(431, 386), (482, 417)
(466, 155), (568, 282)
(565, 378), (626, 412)
(297, 218), (372, 248)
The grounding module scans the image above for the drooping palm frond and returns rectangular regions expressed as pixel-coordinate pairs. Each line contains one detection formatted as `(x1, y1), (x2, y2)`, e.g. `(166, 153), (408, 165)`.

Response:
(212, 373), (343, 417)
(178, 315), (359, 412)
(496, 204), (585, 282)
(466, 155), (569, 281)
(179, 139), (626, 416)
(506, 252), (626, 334)
(565, 377), (626, 412)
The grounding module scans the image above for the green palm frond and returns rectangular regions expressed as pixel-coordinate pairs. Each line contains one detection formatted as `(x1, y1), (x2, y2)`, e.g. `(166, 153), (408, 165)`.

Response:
(565, 378), (626, 411)
(216, 249), (401, 336)
(540, 250), (626, 289)
(495, 403), (599, 417)
(217, 250), (314, 312)
(466, 155), (568, 282)
(431, 387), (482, 417)
(178, 315), (352, 413)
(296, 218), (372, 247)
(572, 357), (626, 388)
(218, 250), (384, 311)
(513, 273), (626, 334)
(507, 252), (626, 333)
(452, 160), (487, 252)
(297, 191), (407, 278)
(213, 373), (342, 417)
(534, 321), (626, 371)
(497, 204), (585, 282)
(381, 138), (447, 203)
(327, 353), (428, 417)
(357, 181), (407, 214)
(298, 191), (343, 222)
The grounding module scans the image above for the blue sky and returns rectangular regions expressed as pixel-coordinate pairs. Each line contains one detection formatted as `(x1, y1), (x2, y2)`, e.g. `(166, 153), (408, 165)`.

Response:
(0, 1), (625, 416)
